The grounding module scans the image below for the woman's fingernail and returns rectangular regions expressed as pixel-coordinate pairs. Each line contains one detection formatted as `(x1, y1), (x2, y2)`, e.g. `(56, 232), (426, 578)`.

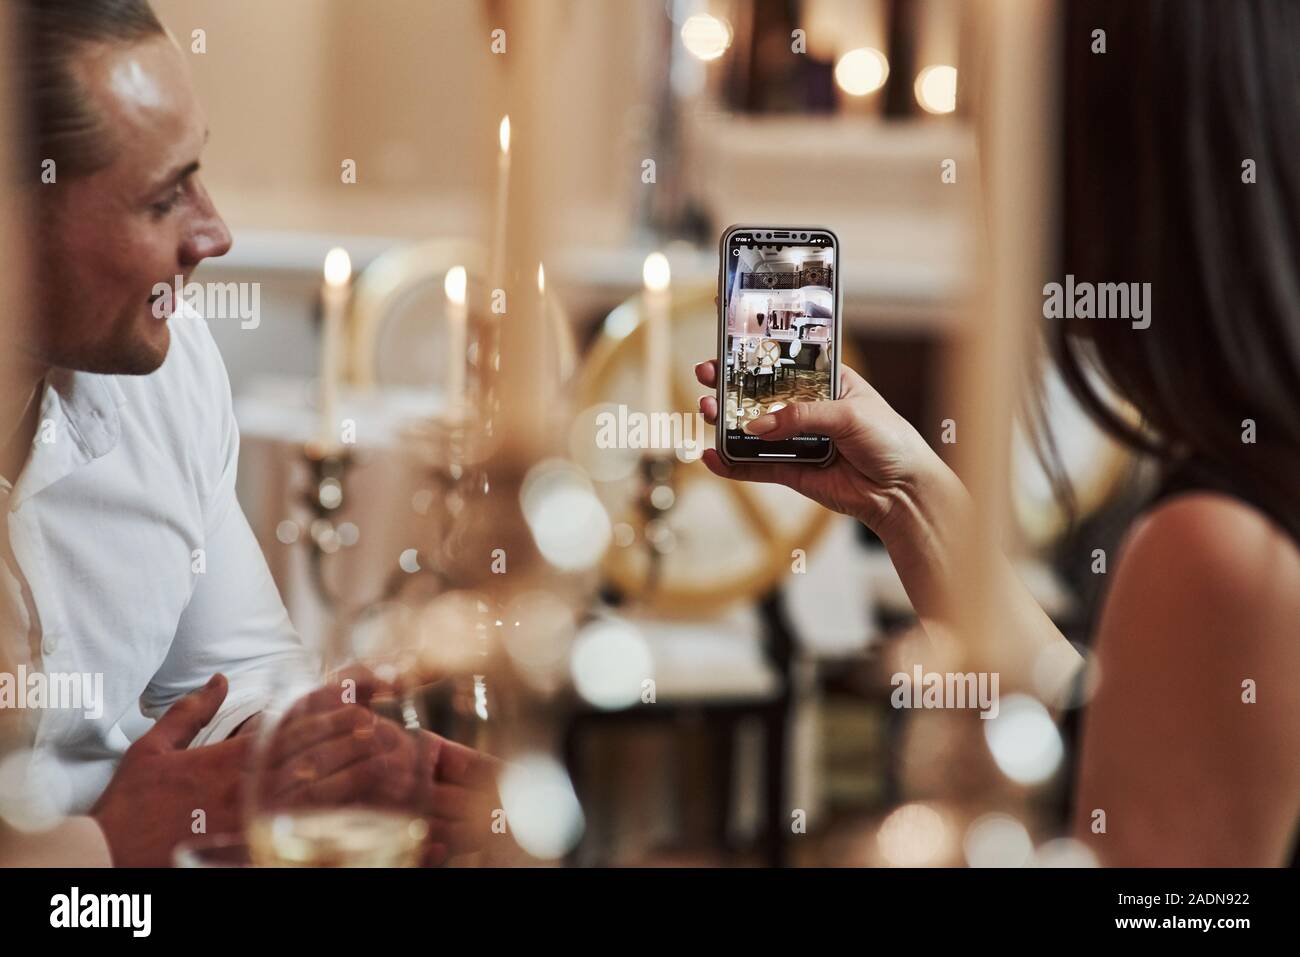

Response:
(743, 415), (777, 435)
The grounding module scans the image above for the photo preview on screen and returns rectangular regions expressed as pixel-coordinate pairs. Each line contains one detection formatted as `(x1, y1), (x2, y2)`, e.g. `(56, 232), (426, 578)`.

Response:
(720, 228), (837, 463)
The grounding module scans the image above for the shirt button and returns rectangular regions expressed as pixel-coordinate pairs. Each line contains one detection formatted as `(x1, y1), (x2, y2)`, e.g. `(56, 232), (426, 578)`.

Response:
(42, 635), (57, 656)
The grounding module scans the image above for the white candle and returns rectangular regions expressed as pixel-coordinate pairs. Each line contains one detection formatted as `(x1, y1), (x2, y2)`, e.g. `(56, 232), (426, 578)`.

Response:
(536, 261), (548, 374)
(318, 248), (351, 452)
(491, 115), (511, 295)
(444, 265), (468, 413)
(642, 252), (671, 418)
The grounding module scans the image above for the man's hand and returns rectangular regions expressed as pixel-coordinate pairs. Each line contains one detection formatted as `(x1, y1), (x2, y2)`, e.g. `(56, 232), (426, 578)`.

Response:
(420, 731), (502, 863)
(270, 685), (503, 864)
(90, 673), (250, 867)
(272, 666), (504, 862)
(264, 673), (504, 865)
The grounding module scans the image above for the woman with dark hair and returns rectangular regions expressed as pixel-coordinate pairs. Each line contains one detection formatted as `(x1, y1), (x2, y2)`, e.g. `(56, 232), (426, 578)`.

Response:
(696, 0), (1300, 866)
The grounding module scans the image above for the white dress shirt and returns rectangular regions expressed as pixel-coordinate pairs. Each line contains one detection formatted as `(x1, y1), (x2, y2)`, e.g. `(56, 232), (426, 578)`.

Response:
(0, 311), (309, 818)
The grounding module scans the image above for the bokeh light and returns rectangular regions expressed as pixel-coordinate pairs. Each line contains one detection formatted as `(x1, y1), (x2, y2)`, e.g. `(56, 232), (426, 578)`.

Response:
(963, 812), (1034, 868)
(570, 617), (653, 710)
(1031, 838), (1100, 868)
(983, 693), (1064, 785)
(498, 754), (585, 860)
(680, 13), (732, 62)
(520, 459), (612, 571)
(835, 48), (890, 96)
(915, 64), (958, 114)
(876, 801), (954, 866)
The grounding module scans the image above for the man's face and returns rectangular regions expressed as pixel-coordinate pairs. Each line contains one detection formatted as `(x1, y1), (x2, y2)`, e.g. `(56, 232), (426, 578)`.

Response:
(33, 35), (231, 375)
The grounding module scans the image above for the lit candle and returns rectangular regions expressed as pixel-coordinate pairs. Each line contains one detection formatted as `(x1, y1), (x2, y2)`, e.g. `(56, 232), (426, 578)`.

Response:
(491, 115), (511, 295)
(318, 247), (351, 451)
(536, 261), (547, 372)
(444, 265), (468, 413)
(642, 251), (672, 419)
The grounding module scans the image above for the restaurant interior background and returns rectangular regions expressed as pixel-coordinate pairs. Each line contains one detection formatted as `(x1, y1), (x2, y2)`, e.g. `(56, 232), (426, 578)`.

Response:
(2, 0), (1131, 867)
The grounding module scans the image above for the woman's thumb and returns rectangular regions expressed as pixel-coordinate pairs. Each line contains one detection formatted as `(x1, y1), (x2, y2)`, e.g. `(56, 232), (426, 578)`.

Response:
(741, 399), (855, 442)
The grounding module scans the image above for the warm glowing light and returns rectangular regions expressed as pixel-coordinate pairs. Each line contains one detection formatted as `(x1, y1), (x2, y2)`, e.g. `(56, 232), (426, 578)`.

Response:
(963, 813), (1034, 868)
(520, 460), (612, 571)
(915, 64), (958, 114)
(498, 754), (585, 860)
(443, 265), (467, 305)
(413, 591), (491, 678)
(834, 48), (889, 96)
(323, 247), (351, 287)
(570, 618), (653, 711)
(502, 591), (575, 693)
(984, 693), (1063, 785)
(537, 262), (546, 294)
(498, 115), (511, 154)
(876, 802), (953, 866)
(642, 251), (671, 292)
(680, 13), (732, 61)
(1031, 838), (1099, 868)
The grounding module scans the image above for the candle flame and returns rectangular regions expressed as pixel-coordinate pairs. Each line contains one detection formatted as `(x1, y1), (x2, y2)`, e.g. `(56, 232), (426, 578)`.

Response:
(642, 252), (671, 292)
(444, 265), (468, 305)
(323, 247), (352, 287)
(537, 262), (546, 294)
(499, 115), (511, 154)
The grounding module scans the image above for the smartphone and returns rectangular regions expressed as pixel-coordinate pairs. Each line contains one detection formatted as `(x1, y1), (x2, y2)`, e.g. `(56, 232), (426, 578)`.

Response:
(716, 224), (841, 466)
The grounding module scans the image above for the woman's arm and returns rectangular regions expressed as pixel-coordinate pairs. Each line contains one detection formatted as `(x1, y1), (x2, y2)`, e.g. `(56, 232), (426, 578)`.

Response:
(1072, 493), (1300, 865)
(696, 359), (1079, 691)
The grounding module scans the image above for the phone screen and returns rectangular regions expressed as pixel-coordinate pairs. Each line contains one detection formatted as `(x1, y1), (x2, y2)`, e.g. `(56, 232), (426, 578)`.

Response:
(720, 228), (838, 463)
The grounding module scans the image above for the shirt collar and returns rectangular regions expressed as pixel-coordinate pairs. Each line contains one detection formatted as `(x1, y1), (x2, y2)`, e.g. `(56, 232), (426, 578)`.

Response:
(8, 370), (127, 509)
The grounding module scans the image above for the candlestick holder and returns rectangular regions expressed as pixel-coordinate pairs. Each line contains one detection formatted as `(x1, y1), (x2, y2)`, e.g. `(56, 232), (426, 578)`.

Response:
(290, 442), (429, 631)
(635, 452), (679, 597)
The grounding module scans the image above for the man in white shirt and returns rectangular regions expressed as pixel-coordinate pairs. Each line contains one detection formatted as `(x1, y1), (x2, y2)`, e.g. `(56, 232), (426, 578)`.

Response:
(1, 0), (495, 865)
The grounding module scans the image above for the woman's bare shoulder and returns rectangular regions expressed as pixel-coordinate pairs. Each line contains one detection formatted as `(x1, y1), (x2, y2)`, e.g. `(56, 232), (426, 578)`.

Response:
(1122, 491), (1300, 606)
(1079, 491), (1300, 865)
(1105, 489), (1300, 673)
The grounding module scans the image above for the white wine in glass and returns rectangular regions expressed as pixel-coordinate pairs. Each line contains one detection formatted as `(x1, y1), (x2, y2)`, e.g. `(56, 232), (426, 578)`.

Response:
(248, 807), (430, 868)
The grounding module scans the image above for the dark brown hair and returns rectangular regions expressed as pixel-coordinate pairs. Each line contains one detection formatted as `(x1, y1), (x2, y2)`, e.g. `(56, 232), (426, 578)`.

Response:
(14, 0), (166, 181)
(1056, 0), (1300, 541)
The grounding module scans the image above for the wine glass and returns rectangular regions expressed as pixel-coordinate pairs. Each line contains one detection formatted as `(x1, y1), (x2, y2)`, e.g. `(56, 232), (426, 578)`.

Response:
(243, 616), (437, 867)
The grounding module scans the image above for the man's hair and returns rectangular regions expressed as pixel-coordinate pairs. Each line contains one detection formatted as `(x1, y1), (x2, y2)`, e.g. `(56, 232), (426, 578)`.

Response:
(14, 0), (166, 182)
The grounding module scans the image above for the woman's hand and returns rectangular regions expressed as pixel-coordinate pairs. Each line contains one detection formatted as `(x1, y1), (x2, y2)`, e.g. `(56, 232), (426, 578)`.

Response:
(695, 359), (953, 541)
